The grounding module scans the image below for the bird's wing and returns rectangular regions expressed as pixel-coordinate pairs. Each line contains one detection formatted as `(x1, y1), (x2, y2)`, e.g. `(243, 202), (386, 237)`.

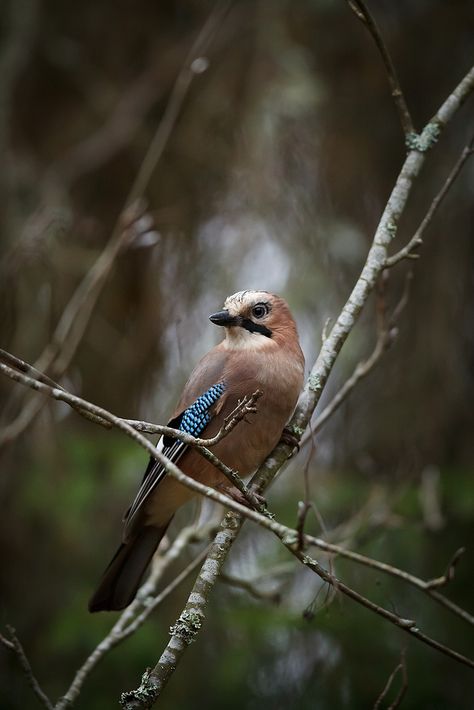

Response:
(123, 348), (228, 536)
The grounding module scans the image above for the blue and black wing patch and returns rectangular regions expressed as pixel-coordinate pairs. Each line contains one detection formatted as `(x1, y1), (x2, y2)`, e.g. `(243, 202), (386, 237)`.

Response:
(163, 382), (225, 445)
(123, 382), (225, 532)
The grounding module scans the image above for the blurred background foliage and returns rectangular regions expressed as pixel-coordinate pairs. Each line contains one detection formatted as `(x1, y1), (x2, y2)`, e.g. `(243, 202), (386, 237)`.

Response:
(1, 0), (474, 707)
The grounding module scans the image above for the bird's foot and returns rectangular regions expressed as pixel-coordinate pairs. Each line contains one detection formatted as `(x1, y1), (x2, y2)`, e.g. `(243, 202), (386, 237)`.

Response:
(280, 427), (301, 453)
(219, 484), (266, 510)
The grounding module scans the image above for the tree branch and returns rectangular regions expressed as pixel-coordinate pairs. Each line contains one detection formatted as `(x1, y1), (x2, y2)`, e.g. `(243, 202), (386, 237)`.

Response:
(304, 535), (474, 627)
(219, 572), (282, 604)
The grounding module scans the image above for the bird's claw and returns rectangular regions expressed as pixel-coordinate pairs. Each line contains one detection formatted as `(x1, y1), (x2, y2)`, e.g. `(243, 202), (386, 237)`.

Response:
(280, 427), (301, 453)
(223, 486), (267, 510)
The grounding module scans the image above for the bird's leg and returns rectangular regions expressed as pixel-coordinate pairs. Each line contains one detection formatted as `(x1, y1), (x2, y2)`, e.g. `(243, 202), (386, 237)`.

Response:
(280, 426), (301, 453)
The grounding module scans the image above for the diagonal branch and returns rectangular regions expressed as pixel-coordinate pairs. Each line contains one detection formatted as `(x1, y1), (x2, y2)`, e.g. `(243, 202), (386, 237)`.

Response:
(304, 536), (474, 626)
(0, 347), (261, 450)
(286, 62), (474, 455)
(0, 350), (263, 511)
(0, 360), (265, 515)
(283, 545), (474, 670)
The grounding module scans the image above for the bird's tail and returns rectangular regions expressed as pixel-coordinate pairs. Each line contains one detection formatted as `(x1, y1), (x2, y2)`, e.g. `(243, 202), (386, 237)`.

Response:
(88, 523), (171, 613)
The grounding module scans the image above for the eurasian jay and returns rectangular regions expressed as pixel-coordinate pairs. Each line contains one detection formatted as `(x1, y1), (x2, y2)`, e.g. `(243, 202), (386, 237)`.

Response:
(89, 290), (304, 612)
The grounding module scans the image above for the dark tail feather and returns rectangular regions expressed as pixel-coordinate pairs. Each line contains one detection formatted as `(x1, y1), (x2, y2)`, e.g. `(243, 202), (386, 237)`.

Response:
(88, 524), (170, 613)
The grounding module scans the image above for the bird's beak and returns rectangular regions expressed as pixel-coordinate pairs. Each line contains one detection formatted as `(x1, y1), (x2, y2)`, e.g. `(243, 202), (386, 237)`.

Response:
(209, 309), (239, 327)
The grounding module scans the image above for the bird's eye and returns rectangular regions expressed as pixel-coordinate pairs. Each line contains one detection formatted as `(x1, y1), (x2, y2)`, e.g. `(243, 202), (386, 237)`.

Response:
(252, 303), (269, 319)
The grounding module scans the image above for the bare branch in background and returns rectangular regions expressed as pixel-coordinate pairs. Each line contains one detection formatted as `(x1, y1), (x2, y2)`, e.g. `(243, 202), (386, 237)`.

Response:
(419, 465), (446, 532)
(0, 626), (53, 710)
(286, 544), (473, 671)
(373, 649), (408, 710)
(0, 0), (232, 450)
(50, 47), (190, 186)
(346, 0), (414, 136)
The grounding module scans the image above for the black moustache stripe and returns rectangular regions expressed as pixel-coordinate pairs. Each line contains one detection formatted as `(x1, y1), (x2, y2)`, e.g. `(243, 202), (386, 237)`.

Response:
(241, 318), (272, 338)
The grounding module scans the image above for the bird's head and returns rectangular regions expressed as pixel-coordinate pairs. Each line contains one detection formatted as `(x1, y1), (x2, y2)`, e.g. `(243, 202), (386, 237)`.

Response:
(209, 290), (300, 352)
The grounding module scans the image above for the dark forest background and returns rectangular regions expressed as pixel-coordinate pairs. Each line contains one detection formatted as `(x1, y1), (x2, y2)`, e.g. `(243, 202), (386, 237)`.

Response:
(1, 1), (473, 708)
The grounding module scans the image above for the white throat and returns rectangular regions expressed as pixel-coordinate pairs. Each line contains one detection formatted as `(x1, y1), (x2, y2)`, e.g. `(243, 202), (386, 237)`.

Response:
(222, 327), (274, 351)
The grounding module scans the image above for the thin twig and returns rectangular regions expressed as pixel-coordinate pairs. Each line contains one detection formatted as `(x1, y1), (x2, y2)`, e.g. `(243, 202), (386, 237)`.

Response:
(219, 573), (282, 604)
(304, 535), (474, 627)
(425, 547), (466, 590)
(386, 134), (474, 266)
(388, 654), (408, 710)
(346, 0), (414, 136)
(373, 649), (407, 709)
(295, 453), (338, 613)
(0, 626), (54, 710)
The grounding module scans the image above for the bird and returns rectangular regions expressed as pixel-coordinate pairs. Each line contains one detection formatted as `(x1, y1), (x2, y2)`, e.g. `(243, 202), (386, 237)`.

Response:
(89, 290), (304, 612)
